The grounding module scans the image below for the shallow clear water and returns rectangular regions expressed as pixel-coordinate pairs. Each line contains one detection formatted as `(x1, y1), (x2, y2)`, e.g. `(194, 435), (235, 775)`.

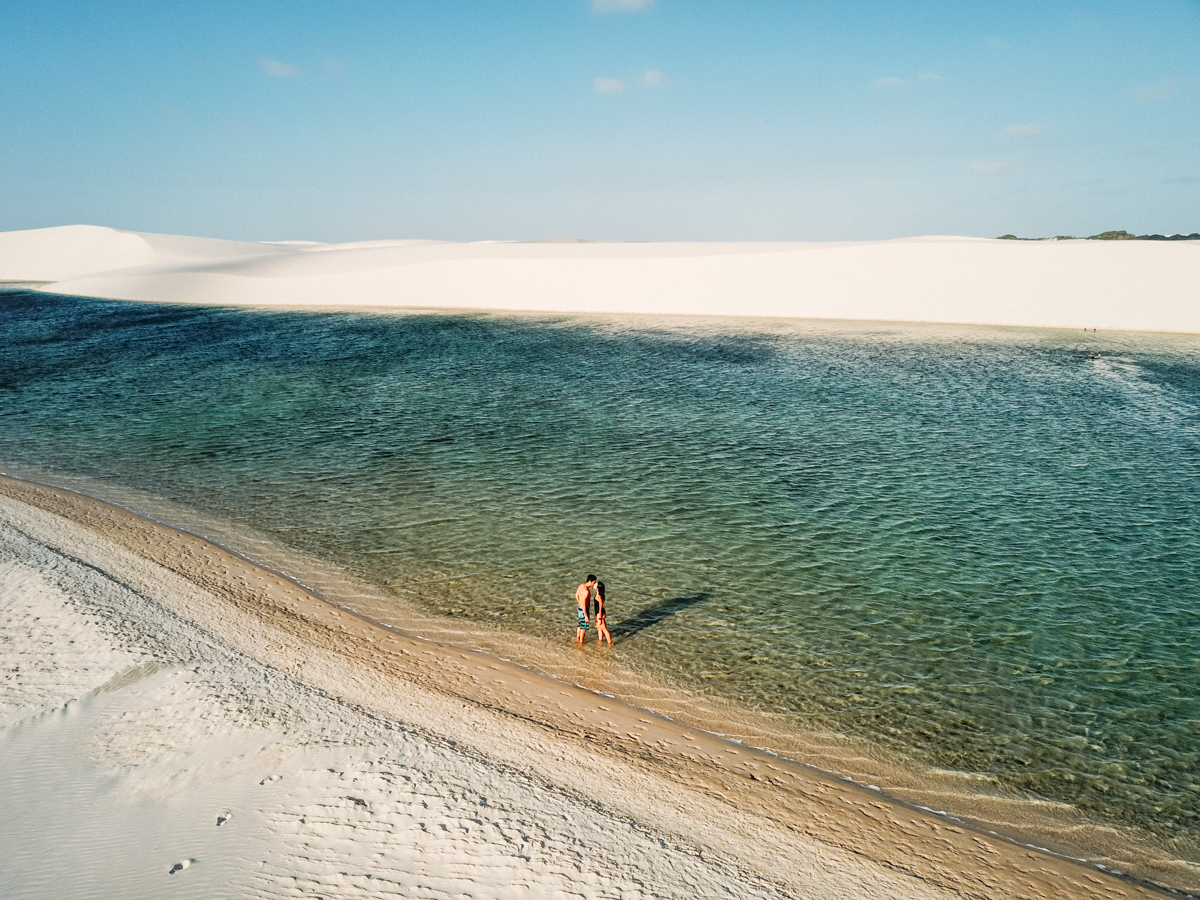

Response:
(2, 290), (1198, 856)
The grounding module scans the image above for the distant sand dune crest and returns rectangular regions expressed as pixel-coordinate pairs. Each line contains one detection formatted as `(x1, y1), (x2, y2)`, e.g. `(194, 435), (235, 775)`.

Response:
(1, 224), (1197, 333)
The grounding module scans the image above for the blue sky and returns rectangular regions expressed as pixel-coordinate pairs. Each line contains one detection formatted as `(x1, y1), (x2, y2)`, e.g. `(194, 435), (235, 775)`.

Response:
(2, 1), (1197, 241)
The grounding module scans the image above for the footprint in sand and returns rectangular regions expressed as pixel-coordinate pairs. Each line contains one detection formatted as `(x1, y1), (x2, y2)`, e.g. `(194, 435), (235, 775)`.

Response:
(168, 859), (192, 874)
(260, 774), (282, 785)
(217, 810), (232, 826)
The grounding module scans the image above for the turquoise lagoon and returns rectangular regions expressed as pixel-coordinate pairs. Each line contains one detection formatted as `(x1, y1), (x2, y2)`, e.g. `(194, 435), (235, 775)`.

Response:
(1, 289), (1197, 869)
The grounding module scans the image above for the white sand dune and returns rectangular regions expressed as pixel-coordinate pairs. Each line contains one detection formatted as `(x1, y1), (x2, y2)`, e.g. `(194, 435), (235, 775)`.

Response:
(2, 224), (1198, 332)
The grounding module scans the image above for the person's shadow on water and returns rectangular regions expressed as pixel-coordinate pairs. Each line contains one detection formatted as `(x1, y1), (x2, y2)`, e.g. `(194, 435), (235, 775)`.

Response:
(609, 592), (709, 644)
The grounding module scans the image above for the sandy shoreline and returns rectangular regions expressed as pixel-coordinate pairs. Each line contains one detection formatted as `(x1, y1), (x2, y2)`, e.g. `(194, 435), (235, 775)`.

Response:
(1, 473), (1185, 898)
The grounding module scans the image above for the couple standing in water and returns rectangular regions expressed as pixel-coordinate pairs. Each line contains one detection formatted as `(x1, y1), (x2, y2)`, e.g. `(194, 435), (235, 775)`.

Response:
(575, 575), (612, 646)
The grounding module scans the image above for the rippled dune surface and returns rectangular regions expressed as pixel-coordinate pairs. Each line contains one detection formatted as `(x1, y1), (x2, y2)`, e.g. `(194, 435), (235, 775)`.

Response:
(0, 509), (806, 900)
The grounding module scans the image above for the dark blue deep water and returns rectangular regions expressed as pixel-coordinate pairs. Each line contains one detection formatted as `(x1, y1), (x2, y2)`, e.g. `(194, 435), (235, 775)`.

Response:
(2, 289), (1198, 864)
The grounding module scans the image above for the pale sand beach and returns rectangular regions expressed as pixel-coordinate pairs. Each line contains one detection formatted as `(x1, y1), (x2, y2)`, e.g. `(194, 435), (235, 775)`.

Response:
(0, 474), (1176, 899)
(2, 224), (1199, 332)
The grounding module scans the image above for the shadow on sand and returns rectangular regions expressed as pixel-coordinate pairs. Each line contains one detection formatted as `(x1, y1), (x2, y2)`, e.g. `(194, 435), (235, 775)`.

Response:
(609, 592), (709, 644)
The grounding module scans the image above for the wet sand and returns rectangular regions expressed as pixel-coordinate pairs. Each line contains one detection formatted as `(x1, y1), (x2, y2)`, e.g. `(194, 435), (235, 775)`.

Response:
(0, 474), (1178, 899)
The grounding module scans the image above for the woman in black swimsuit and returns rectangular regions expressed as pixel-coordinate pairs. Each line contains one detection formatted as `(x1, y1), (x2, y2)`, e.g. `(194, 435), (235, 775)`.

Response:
(592, 579), (612, 646)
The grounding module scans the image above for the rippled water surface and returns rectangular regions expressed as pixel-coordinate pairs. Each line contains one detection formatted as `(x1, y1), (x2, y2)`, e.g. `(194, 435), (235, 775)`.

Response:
(2, 290), (1198, 859)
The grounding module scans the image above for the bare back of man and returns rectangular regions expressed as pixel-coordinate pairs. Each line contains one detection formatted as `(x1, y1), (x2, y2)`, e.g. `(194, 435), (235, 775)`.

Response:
(575, 575), (596, 644)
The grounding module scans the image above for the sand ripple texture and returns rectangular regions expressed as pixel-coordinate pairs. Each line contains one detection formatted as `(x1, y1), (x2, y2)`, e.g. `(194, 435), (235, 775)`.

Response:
(1, 508), (798, 900)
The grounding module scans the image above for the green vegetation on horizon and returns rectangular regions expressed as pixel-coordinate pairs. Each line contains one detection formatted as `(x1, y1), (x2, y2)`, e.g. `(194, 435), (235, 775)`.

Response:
(997, 230), (1200, 241)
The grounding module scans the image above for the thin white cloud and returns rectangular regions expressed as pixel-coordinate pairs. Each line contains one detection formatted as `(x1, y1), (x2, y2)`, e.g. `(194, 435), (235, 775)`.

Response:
(260, 57), (302, 78)
(641, 69), (666, 89)
(592, 0), (652, 11)
(1131, 79), (1180, 103)
(594, 76), (627, 94)
(917, 71), (940, 81)
(593, 0), (653, 12)
(1003, 124), (1043, 138)
(871, 76), (908, 89)
(969, 159), (1018, 175)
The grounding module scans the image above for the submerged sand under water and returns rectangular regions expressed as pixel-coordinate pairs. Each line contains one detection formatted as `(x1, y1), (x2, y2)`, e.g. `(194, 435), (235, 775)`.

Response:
(0, 475), (1187, 899)
(3, 294), (1197, 870)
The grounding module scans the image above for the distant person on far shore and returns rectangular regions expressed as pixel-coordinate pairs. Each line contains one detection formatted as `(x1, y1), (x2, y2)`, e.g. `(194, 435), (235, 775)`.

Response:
(576, 575), (596, 644)
(593, 579), (612, 646)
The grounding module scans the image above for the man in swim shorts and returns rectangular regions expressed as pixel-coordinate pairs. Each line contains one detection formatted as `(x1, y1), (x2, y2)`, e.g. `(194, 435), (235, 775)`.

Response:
(576, 575), (597, 644)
